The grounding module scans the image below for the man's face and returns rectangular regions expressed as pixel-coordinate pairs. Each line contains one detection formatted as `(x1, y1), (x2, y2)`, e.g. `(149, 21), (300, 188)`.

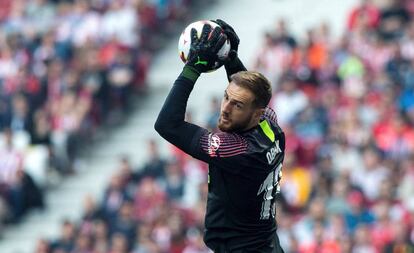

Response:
(218, 82), (258, 132)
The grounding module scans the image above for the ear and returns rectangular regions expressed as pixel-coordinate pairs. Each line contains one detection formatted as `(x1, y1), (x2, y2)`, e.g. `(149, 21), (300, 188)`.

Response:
(253, 107), (265, 122)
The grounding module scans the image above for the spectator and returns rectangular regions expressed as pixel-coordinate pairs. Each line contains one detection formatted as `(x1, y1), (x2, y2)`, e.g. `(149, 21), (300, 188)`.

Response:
(326, 176), (352, 215)
(31, 109), (51, 145)
(109, 232), (129, 253)
(71, 232), (93, 253)
(9, 93), (33, 133)
(384, 221), (414, 253)
(106, 49), (134, 113)
(352, 225), (377, 253)
(270, 73), (309, 127)
(133, 177), (165, 223)
(34, 238), (51, 253)
(92, 219), (110, 253)
(292, 197), (327, 247)
(35, 1), (414, 252)
(164, 160), (185, 203)
(139, 139), (166, 180)
(109, 201), (137, 251)
(372, 113), (414, 158)
(347, 0), (380, 31)
(133, 220), (160, 253)
(350, 147), (390, 201)
(183, 227), (211, 253)
(100, 0), (139, 48)
(0, 128), (25, 221)
(343, 191), (375, 234)
(378, 0), (411, 41)
(101, 174), (130, 223)
(80, 194), (103, 232)
(272, 18), (297, 49)
(253, 32), (292, 85)
(385, 42), (411, 87)
(370, 201), (395, 250)
(398, 155), (414, 210)
(50, 219), (77, 253)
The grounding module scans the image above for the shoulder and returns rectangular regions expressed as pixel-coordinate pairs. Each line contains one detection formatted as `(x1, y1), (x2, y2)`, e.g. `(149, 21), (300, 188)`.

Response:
(258, 107), (284, 143)
(261, 107), (284, 133)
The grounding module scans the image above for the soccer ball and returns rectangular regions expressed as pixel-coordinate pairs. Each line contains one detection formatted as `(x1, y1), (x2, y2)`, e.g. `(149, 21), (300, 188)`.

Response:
(178, 20), (231, 71)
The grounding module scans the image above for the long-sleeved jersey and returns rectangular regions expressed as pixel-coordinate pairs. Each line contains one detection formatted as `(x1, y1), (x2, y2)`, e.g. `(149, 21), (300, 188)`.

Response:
(155, 66), (285, 252)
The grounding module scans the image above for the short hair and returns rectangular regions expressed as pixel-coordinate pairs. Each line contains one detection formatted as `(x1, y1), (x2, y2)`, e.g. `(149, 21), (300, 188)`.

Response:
(230, 71), (272, 108)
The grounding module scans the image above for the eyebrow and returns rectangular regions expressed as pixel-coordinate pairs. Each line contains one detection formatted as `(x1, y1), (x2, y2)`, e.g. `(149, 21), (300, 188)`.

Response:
(224, 90), (245, 105)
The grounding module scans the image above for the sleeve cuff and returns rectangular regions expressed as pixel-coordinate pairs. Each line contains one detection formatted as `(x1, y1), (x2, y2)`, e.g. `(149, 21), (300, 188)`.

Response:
(181, 65), (201, 82)
(225, 56), (247, 71)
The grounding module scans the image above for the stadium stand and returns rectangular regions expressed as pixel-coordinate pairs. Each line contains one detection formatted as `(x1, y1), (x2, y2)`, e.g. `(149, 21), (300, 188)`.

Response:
(4, 0), (414, 252)
(0, 0), (200, 238)
(256, 0), (414, 251)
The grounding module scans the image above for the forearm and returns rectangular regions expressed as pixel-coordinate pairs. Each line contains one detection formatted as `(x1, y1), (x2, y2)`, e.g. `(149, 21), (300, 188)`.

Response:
(154, 66), (204, 153)
(225, 55), (247, 82)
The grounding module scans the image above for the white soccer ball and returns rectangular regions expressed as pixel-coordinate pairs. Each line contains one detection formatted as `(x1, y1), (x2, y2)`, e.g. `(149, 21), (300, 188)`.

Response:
(178, 20), (231, 71)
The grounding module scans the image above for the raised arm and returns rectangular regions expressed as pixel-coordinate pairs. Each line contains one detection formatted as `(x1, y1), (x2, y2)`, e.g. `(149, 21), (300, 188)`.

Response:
(154, 66), (203, 153)
(154, 24), (227, 153)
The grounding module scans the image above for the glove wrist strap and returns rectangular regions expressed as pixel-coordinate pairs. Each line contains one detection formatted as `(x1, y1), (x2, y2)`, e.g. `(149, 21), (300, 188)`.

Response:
(182, 65), (201, 82)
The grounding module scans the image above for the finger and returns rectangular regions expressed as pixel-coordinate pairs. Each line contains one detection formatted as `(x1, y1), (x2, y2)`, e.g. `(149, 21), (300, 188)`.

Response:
(212, 34), (227, 54)
(200, 24), (212, 42)
(227, 30), (240, 48)
(210, 19), (219, 25)
(216, 19), (235, 33)
(187, 48), (195, 60)
(215, 20), (239, 49)
(216, 19), (228, 28)
(209, 27), (222, 45)
(212, 19), (227, 29)
(190, 28), (198, 43)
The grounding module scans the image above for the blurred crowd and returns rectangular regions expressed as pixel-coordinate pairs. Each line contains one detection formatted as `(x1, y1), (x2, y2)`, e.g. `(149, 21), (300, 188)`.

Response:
(254, 0), (414, 252)
(30, 0), (414, 253)
(35, 140), (212, 253)
(0, 0), (197, 234)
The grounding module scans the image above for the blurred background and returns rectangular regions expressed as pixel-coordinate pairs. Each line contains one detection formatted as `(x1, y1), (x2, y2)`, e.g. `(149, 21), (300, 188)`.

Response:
(0, 0), (414, 252)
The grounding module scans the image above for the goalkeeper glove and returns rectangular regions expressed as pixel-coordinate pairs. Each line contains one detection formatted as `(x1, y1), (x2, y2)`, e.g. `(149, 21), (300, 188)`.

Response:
(212, 19), (239, 61)
(211, 19), (246, 79)
(185, 24), (227, 74)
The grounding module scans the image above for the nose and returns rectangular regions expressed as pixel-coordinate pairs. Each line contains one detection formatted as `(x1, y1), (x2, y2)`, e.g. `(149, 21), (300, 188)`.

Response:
(222, 100), (231, 114)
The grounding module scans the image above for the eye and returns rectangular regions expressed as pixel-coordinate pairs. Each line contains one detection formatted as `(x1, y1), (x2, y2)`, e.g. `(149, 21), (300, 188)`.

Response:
(224, 93), (229, 101)
(236, 103), (243, 109)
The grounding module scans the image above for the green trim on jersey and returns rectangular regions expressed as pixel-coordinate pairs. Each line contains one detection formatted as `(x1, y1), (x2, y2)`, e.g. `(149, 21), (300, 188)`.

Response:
(259, 120), (275, 142)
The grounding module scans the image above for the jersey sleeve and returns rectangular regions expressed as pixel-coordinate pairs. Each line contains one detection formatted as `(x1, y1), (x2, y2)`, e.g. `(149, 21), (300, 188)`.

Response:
(224, 55), (247, 82)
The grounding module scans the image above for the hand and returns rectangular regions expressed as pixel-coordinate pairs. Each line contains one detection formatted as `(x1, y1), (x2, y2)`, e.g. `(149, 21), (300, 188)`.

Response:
(212, 19), (239, 59)
(186, 24), (227, 73)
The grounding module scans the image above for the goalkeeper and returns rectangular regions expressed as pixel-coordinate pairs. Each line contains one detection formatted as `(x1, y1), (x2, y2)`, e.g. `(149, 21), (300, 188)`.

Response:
(155, 20), (285, 253)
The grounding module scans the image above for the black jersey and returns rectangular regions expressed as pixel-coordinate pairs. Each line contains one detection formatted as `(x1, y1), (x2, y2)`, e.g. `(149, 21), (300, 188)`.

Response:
(187, 108), (285, 251)
(155, 67), (285, 253)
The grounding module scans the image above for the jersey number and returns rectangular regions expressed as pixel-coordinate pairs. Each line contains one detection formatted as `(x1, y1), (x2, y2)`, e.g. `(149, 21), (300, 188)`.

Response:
(257, 163), (282, 220)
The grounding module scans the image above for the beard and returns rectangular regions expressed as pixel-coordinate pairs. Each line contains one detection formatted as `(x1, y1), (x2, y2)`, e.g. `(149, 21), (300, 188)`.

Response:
(217, 113), (253, 132)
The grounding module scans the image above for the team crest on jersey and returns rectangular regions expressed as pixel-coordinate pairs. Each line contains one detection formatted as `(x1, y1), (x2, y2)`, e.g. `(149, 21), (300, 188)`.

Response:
(208, 133), (221, 155)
